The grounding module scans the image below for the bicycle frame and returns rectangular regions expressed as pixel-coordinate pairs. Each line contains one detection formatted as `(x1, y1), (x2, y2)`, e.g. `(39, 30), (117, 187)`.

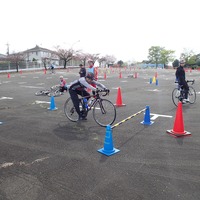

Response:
(79, 90), (107, 114)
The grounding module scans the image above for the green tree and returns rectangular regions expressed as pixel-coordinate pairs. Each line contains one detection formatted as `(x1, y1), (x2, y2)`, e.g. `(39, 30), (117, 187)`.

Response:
(196, 59), (200, 66)
(148, 46), (175, 68)
(117, 60), (123, 67)
(172, 59), (179, 68)
(148, 46), (162, 68)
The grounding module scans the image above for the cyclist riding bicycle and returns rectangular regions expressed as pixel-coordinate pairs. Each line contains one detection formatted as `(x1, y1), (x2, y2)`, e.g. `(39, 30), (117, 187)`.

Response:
(175, 59), (189, 103)
(68, 72), (109, 120)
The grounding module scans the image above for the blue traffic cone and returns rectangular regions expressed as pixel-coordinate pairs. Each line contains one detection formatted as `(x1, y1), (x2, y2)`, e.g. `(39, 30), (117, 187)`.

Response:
(141, 105), (154, 125)
(48, 96), (57, 110)
(98, 125), (120, 156)
(156, 79), (158, 86)
(150, 78), (152, 84)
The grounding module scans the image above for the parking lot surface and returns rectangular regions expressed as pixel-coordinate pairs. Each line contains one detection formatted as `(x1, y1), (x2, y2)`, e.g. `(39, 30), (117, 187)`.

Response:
(0, 68), (200, 200)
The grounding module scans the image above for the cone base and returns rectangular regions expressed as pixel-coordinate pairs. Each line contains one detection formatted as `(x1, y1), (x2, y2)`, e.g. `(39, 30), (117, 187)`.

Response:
(114, 104), (126, 107)
(141, 121), (154, 125)
(98, 148), (120, 156)
(166, 129), (191, 137)
(48, 107), (58, 111)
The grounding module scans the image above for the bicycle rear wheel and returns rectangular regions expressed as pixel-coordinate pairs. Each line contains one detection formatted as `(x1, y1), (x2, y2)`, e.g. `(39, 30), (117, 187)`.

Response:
(188, 86), (196, 104)
(93, 99), (116, 127)
(64, 97), (80, 122)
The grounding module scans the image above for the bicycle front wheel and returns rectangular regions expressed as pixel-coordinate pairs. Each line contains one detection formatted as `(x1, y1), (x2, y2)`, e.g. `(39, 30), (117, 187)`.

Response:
(93, 99), (116, 127)
(188, 86), (196, 104)
(64, 97), (80, 122)
(172, 88), (181, 106)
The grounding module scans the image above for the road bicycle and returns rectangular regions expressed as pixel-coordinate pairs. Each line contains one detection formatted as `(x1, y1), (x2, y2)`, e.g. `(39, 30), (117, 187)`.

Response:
(64, 89), (116, 127)
(172, 80), (196, 106)
(35, 85), (62, 97)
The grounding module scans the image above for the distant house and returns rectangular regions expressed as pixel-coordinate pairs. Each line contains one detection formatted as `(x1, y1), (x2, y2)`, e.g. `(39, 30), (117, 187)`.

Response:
(22, 45), (59, 65)
(0, 53), (6, 59)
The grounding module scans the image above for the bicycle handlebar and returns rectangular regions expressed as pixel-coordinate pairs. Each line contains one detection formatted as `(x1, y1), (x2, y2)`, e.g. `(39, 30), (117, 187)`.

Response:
(96, 88), (110, 96)
(175, 79), (195, 85)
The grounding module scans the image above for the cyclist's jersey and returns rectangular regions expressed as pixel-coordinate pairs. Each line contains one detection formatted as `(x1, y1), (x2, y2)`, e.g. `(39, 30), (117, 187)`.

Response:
(60, 79), (66, 87)
(69, 77), (106, 91)
(176, 66), (185, 83)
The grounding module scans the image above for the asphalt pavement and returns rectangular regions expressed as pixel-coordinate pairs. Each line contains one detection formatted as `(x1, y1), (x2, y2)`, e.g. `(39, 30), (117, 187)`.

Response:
(0, 67), (200, 200)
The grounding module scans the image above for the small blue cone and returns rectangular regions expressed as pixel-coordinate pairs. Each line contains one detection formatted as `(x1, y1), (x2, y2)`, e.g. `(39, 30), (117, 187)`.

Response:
(156, 79), (158, 86)
(98, 125), (120, 156)
(150, 78), (152, 84)
(141, 105), (154, 125)
(48, 96), (57, 110)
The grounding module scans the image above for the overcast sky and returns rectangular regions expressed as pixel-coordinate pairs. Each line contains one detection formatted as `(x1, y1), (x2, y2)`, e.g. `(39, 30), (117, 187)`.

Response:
(0, 0), (199, 61)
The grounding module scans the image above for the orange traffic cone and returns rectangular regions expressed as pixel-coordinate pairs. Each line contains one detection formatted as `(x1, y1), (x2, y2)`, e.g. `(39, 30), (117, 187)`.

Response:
(119, 72), (122, 78)
(7, 73), (10, 78)
(114, 87), (126, 107)
(104, 72), (107, 79)
(134, 72), (137, 78)
(166, 102), (191, 137)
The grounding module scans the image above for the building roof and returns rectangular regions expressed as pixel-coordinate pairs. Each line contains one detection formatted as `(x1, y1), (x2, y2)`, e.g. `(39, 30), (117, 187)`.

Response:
(23, 45), (53, 53)
(0, 53), (6, 58)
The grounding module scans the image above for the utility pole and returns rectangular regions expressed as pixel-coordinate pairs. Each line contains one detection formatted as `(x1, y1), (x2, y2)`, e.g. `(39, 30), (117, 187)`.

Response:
(6, 43), (9, 55)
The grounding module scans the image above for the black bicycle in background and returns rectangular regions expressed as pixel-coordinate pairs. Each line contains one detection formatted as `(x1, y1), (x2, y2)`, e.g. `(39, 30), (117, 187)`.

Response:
(35, 85), (62, 97)
(64, 89), (116, 127)
(172, 79), (196, 106)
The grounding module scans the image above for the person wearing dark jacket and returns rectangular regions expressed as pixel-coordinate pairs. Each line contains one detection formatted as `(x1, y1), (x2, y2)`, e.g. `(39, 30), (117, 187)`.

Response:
(175, 59), (189, 103)
(79, 64), (86, 77)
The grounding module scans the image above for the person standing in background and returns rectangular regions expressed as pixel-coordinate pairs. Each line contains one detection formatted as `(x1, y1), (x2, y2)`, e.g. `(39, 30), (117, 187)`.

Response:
(79, 64), (86, 77)
(87, 59), (98, 80)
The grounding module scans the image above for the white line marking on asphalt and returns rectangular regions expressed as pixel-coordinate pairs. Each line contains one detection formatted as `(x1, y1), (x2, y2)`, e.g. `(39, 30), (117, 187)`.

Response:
(18, 82), (27, 84)
(112, 87), (119, 89)
(150, 113), (173, 120)
(20, 86), (44, 89)
(0, 157), (49, 169)
(31, 157), (49, 164)
(0, 162), (14, 169)
(33, 100), (50, 104)
(0, 97), (13, 100)
(147, 89), (161, 92)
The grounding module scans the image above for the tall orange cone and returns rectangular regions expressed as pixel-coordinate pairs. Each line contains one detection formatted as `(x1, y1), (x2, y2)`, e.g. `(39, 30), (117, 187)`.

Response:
(114, 87), (126, 107)
(166, 102), (191, 137)
(119, 72), (122, 78)
(104, 72), (107, 79)
(7, 73), (10, 78)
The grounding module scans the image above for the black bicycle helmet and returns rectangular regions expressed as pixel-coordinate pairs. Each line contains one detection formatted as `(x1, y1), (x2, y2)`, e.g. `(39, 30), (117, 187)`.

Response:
(86, 72), (94, 80)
